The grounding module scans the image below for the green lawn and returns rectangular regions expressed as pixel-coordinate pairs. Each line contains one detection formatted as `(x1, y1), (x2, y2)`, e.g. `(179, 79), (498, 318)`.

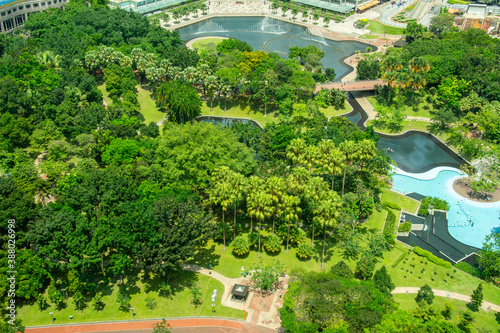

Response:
(381, 188), (420, 214)
(394, 294), (500, 332)
(192, 37), (225, 51)
(363, 207), (388, 234)
(388, 242), (500, 306)
(368, 96), (434, 119)
(98, 84), (113, 107)
(447, 0), (470, 4)
(366, 20), (406, 35)
(17, 271), (239, 326)
(201, 99), (280, 127)
(137, 85), (165, 124)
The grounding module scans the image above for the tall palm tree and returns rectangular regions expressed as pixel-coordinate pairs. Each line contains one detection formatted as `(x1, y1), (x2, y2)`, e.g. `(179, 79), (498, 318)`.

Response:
(266, 176), (286, 234)
(394, 71), (411, 103)
(302, 10), (308, 21)
(36, 51), (61, 70)
(245, 176), (264, 232)
(286, 138), (307, 166)
(339, 140), (358, 197)
(318, 140), (345, 191)
(292, 8), (298, 19)
(208, 181), (233, 251)
(229, 172), (247, 239)
(408, 73), (426, 103)
(315, 190), (341, 269)
(303, 145), (321, 173)
(354, 139), (377, 219)
(282, 194), (301, 253)
(247, 191), (272, 257)
(409, 56), (430, 74)
(323, 16), (330, 27)
(304, 176), (328, 245)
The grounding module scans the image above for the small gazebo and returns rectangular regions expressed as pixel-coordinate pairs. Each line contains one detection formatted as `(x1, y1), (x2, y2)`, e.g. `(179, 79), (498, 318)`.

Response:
(231, 284), (249, 302)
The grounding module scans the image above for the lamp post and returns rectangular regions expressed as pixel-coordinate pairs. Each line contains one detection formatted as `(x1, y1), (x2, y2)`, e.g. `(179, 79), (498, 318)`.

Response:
(49, 311), (54, 324)
(211, 294), (216, 316)
(130, 306), (134, 319)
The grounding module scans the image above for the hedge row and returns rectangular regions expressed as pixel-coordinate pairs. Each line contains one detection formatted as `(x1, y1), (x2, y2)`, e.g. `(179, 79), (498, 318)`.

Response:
(382, 201), (402, 211)
(383, 209), (397, 245)
(391, 250), (406, 268)
(455, 261), (482, 279)
(413, 246), (452, 269)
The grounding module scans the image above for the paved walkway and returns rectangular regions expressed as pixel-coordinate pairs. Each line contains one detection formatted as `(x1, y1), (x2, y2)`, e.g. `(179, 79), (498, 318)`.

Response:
(316, 79), (383, 92)
(393, 287), (500, 312)
(181, 264), (287, 331)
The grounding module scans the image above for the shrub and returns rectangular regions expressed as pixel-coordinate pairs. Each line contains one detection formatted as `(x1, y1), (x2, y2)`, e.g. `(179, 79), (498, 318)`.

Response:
(37, 295), (48, 311)
(276, 226), (306, 246)
(116, 289), (131, 311)
(248, 232), (259, 248)
(331, 260), (354, 279)
(296, 242), (315, 259)
(92, 293), (104, 311)
(232, 236), (250, 256)
(383, 209), (397, 244)
(454, 262), (482, 279)
(264, 234), (282, 253)
(413, 246), (452, 269)
(382, 201), (402, 210)
(190, 284), (202, 306)
(145, 296), (157, 310)
(415, 284), (434, 305)
(398, 221), (412, 232)
(391, 251), (406, 268)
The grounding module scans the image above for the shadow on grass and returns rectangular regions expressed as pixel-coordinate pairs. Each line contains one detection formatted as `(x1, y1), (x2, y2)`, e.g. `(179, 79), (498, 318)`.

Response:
(188, 244), (221, 268)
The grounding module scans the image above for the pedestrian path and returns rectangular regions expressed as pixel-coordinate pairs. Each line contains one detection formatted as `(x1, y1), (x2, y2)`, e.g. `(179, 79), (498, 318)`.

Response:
(393, 287), (500, 312)
(181, 263), (287, 331)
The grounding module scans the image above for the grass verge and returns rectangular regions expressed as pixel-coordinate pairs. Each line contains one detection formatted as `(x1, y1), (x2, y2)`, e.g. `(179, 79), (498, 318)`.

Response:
(137, 85), (165, 124)
(17, 271), (238, 326)
(394, 294), (500, 331)
(366, 20), (405, 35)
(381, 188), (420, 214)
(192, 37), (225, 51)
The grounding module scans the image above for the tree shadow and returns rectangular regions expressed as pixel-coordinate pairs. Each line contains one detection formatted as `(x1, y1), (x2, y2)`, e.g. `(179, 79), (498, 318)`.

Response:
(188, 245), (221, 268)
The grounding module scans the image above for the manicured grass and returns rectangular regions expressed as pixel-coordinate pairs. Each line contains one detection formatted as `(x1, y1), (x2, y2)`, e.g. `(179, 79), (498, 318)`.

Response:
(137, 85), (165, 124)
(363, 207), (388, 234)
(192, 37), (225, 51)
(381, 188), (420, 214)
(447, 0), (470, 4)
(201, 99), (280, 127)
(98, 84), (113, 107)
(388, 242), (500, 306)
(201, 98), (349, 127)
(17, 271), (239, 326)
(394, 294), (500, 332)
(368, 96), (434, 118)
(366, 20), (405, 35)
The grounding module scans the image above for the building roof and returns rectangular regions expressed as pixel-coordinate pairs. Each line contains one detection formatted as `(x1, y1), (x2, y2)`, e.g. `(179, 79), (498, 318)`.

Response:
(231, 284), (249, 297)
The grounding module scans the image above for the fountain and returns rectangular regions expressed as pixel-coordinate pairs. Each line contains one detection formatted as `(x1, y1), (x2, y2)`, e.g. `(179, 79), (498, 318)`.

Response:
(194, 20), (228, 34)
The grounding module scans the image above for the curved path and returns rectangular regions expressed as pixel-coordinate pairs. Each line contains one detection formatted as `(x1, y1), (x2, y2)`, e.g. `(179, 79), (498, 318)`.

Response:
(393, 287), (500, 312)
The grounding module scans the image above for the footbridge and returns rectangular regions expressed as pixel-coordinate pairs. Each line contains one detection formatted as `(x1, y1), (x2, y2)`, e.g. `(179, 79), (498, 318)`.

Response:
(315, 80), (384, 92)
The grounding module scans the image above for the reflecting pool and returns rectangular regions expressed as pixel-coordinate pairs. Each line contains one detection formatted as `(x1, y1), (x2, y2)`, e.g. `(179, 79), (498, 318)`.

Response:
(178, 16), (374, 80)
(392, 168), (500, 248)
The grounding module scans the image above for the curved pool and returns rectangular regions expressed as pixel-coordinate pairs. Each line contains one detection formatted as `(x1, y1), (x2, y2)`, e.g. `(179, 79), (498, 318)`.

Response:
(392, 168), (500, 248)
(178, 16), (375, 80)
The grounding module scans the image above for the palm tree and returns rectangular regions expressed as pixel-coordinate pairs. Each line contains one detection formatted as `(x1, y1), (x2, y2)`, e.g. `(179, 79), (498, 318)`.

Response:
(245, 176), (264, 232)
(318, 140), (345, 190)
(286, 138), (307, 166)
(381, 71), (398, 106)
(339, 140), (358, 197)
(247, 191), (272, 257)
(409, 56), (430, 74)
(282, 194), (301, 253)
(36, 51), (61, 70)
(304, 177), (328, 245)
(302, 10), (308, 21)
(282, 5), (289, 17)
(161, 12), (170, 26)
(292, 8), (298, 20)
(409, 73), (426, 103)
(312, 13), (319, 24)
(209, 181), (233, 251)
(205, 75), (218, 111)
(172, 10), (180, 23)
(271, 2), (279, 13)
(200, 3), (208, 15)
(323, 16), (330, 27)
(394, 71), (411, 103)
(220, 80), (232, 111)
(266, 176), (286, 234)
(303, 145), (320, 173)
(229, 172), (247, 239)
(315, 190), (341, 269)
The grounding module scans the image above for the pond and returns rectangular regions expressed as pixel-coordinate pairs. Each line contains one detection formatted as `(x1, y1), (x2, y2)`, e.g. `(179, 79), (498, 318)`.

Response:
(177, 16), (374, 80)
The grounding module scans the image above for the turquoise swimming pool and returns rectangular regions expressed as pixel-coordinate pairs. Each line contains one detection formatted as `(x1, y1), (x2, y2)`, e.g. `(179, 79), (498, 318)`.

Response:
(392, 168), (500, 248)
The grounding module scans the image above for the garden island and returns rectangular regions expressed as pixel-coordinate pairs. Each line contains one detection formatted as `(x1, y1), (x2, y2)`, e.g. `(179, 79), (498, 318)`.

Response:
(1, 0), (500, 332)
